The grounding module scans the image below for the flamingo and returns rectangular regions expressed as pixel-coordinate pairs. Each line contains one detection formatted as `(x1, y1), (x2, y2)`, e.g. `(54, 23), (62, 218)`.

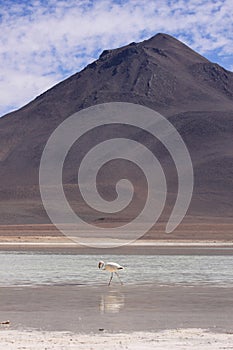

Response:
(98, 261), (124, 286)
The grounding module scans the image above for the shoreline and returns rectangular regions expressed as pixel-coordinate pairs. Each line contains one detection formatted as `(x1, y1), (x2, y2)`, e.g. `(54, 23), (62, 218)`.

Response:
(1, 240), (233, 245)
(1, 284), (233, 333)
(0, 241), (233, 255)
(0, 329), (233, 350)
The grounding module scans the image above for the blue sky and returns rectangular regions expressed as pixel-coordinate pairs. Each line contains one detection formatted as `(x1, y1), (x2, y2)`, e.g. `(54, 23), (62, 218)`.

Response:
(0, 0), (232, 117)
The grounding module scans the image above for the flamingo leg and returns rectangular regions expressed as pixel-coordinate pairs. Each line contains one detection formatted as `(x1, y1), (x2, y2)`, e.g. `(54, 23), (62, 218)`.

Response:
(108, 272), (113, 286)
(115, 271), (123, 285)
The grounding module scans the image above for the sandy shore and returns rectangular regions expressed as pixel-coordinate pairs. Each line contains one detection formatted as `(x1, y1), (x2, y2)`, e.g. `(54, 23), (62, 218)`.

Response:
(1, 328), (233, 349)
(0, 221), (232, 256)
(1, 243), (233, 256)
(0, 220), (233, 242)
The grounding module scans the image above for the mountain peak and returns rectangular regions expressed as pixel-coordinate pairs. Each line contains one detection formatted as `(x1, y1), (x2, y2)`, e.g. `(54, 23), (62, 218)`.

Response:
(148, 32), (177, 41)
(142, 32), (190, 48)
(96, 33), (209, 71)
(140, 33), (209, 64)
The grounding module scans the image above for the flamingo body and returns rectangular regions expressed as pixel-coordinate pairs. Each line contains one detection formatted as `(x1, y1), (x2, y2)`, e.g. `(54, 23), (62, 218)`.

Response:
(98, 261), (124, 285)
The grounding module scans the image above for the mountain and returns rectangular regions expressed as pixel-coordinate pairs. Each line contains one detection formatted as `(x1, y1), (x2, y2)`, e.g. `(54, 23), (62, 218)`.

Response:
(0, 33), (232, 227)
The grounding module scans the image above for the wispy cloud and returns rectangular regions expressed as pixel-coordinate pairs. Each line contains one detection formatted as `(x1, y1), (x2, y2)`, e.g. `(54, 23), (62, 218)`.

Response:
(0, 0), (232, 116)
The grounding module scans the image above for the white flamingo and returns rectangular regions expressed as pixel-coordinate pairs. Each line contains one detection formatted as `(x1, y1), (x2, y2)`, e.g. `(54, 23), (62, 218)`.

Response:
(98, 261), (124, 286)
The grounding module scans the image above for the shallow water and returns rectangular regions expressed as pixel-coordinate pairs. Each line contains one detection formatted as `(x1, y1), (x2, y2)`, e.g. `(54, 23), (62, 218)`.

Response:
(0, 252), (232, 287)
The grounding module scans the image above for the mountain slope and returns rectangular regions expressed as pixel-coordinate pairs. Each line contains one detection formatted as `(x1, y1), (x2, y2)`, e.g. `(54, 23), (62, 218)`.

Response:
(0, 33), (232, 225)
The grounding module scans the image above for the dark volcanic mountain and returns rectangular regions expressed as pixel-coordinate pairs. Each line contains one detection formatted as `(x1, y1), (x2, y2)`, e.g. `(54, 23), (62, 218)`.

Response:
(0, 33), (232, 225)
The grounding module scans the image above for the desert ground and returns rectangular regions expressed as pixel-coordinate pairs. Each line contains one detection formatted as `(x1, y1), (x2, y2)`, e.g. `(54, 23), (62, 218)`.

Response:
(0, 218), (232, 243)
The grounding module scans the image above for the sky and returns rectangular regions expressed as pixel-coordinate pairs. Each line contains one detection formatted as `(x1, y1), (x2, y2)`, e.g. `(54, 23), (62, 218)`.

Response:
(0, 0), (232, 117)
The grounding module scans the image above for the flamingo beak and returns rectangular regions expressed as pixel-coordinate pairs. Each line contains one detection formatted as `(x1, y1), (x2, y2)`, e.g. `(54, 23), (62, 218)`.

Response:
(98, 262), (101, 269)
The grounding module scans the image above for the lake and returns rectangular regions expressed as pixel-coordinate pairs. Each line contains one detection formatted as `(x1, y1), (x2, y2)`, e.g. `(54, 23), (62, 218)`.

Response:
(0, 251), (233, 287)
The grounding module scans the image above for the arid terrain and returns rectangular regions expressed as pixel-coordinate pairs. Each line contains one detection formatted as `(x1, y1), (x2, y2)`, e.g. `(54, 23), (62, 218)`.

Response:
(0, 33), (232, 239)
(0, 217), (232, 245)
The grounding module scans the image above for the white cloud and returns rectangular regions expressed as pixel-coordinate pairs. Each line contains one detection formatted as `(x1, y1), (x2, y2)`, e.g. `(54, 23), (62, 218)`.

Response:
(0, 0), (233, 117)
